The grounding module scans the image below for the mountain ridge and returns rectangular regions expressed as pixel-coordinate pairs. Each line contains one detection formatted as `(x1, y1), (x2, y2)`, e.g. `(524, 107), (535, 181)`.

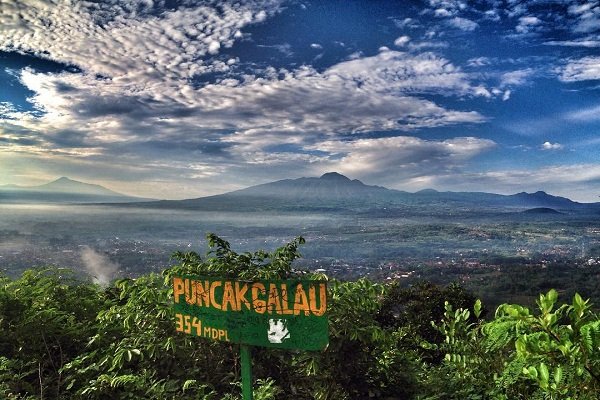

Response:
(115, 172), (597, 214)
(0, 177), (153, 204)
(3, 173), (596, 212)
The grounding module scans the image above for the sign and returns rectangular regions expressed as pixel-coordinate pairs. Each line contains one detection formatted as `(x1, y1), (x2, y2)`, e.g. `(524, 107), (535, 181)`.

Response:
(172, 275), (328, 351)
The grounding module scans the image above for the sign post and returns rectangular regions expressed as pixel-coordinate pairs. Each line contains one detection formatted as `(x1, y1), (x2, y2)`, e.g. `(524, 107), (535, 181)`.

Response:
(240, 344), (253, 400)
(172, 275), (328, 398)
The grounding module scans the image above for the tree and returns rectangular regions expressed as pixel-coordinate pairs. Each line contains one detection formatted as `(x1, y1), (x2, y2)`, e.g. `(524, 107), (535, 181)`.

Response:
(377, 281), (479, 363)
(422, 290), (600, 399)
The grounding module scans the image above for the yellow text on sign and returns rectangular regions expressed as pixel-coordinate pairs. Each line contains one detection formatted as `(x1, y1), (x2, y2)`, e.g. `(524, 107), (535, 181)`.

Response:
(174, 313), (229, 341)
(173, 278), (326, 317)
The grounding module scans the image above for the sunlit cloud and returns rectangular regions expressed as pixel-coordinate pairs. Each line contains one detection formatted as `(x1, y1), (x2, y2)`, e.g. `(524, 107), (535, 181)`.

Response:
(559, 56), (600, 81)
(541, 141), (564, 150)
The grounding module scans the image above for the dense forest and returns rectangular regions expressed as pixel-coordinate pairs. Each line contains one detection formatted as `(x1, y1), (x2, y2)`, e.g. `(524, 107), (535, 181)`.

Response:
(1, 235), (599, 399)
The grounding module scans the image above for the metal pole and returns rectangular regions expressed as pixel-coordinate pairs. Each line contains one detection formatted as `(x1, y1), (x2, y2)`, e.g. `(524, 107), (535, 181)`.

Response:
(240, 344), (253, 400)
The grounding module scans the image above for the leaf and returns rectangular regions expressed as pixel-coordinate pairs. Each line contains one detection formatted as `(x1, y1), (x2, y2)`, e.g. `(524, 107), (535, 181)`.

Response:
(515, 338), (527, 355)
(553, 366), (563, 385)
(580, 324), (594, 353)
(539, 363), (549, 385)
(528, 366), (538, 379)
(474, 299), (482, 318)
(183, 379), (197, 391)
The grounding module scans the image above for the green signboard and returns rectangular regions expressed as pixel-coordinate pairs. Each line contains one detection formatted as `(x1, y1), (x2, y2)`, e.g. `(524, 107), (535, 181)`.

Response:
(172, 275), (328, 351)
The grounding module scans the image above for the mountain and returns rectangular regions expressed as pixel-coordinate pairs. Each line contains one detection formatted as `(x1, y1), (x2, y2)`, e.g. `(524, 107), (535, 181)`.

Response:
(0, 177), (153, 204)
(508, 191), (577, 209)
(522, 207), (563, 215)
(134, 172), (402, 212)
(118, 172), (599, 215)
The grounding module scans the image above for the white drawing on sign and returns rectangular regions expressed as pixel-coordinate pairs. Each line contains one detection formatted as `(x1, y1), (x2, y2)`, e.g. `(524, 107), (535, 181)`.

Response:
(268, 319), (290, 343)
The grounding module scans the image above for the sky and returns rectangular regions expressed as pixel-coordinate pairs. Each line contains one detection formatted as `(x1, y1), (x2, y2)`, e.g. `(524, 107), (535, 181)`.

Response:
(0, 0), (599, 202)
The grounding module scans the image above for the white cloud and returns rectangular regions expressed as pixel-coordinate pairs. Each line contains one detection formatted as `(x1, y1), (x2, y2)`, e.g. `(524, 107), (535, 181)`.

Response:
(484, 10), (501, 21)
(208, 41), (221, 55)
(467, 57), (491, 67)
(541, 141), (564, 150)
(3, 50), (489, 153)
(569, 1), (600, 33)
(305, 136), (496, 184)
(545, 35), (600, 48)
(392, 17), (419, 29)
(435, 8), (454, 17)
(500, 68), (535, 87)
(568, 3), (596, 16)
(559, 56), (600, 81)
(515, 16), (541, 34)
(407, 41), (449, 51)
(323, 51), (490, 98)
(310, 43), (323, 49)
(257, 43), (294, 57)
(0, 0), (283, 87)
(448, 17), (479, 31)
(565, 104), (600, 121)
(393, 35), (411, 47)
(428, 0), (467, 15)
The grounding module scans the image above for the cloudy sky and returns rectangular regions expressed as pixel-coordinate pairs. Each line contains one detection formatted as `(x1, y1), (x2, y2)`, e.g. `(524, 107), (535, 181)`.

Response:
(1, 0), (599, 201)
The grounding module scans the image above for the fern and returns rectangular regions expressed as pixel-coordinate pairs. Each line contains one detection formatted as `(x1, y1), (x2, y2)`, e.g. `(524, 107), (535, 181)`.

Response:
(482, 319), (519, 352)
(579, 320), (600, 354)
(110, 374), (139, 388)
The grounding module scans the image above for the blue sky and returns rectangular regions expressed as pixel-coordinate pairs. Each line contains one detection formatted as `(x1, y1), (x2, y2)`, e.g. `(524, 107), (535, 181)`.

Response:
(0, 0), (599, 201)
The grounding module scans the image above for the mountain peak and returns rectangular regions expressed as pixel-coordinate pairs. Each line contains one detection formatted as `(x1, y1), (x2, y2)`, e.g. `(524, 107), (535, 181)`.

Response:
(417, 188), (439, 194)
(37, 177), (127, 197)
(53, 176), (75, 183)
(320, 172), (351, 181)
(0, 177), (154, 203)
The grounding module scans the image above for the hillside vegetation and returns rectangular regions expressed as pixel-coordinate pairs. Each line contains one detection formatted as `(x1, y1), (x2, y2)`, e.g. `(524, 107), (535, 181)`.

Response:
(1, 235), (598, 399)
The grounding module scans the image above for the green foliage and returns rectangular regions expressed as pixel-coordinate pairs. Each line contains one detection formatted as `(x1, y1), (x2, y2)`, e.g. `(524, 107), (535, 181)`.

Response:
(422, 289), (600, 399)
(0, 234), (599, 399)
(377, 281), (479, 362)
(0, 267), (107, 399)
(168, 233), (314, 281)
(290, 278), (420, 399)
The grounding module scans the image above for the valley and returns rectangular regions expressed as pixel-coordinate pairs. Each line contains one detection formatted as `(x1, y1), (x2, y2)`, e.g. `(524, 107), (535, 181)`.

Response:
(1, 173), (599, 308)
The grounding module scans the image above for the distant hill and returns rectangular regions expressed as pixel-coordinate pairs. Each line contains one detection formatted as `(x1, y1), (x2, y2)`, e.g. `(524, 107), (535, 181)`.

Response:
(115, 172), (599, 215)
(522, 207), (563, 215)
(0, 177), (153, 204)
(508, 191), (577, 209)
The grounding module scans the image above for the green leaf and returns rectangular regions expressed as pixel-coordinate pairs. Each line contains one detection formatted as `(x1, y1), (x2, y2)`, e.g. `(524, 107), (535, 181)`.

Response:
(474, 299), (482, 318)
(539, 362), (549, 385)
(553, 366), (563, 385)
(527, 366), (538, 379)
(515, 338), (527, 355)
(183, 379), (197, 391)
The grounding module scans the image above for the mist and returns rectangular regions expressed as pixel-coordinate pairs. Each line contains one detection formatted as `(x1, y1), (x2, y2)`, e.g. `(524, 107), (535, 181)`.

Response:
(80, 246), (119, 285)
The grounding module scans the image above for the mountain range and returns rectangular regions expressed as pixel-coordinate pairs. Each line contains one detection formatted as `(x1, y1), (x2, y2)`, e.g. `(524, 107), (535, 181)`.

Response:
(118, 172), (599, 215)
(2, 173), (597, 215)
(0, 177), (152, 204)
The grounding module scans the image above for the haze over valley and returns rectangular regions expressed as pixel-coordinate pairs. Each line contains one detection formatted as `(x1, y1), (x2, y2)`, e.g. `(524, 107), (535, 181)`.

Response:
(2, 173), (599, 307)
